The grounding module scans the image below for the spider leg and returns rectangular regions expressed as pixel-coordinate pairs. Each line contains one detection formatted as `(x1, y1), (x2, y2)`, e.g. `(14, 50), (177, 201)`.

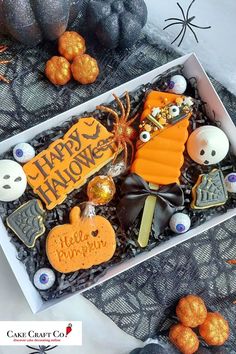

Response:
(163, 21), (183, 31)
(46, 346), (58, 351)
(0, 45), (7, 53)
(126, 137), (135, 165)
(96, 136), (115, 151)
(0, 60), (10, 64)
(112, 141), (122, 164)
(187, 24), (199, 43)
(127, 112), (139, 125)
(113, 93), (125, 120)
(186, 0), (195, 21)
(26, 346), (38, 350)
(96, 105), (119, 125)
(227, 259), (236, 265)
(0, 74), (10, 83)
(177, 2), (186, 21)
(124, 91), (131, 122)
(123, 142), (128, 168)
(177, 24), (187, 47)
(170, 25), (185, 45)
(165, 17), (184, 22)
(190, 23), (211, 30)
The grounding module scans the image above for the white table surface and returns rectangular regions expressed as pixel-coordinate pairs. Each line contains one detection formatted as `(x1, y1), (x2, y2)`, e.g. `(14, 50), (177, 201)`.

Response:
(0, 247), (142, 354)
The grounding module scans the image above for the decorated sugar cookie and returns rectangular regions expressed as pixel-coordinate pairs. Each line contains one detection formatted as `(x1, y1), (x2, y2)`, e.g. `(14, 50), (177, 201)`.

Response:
(23, 117), (115, 210)
(46, 206), (116, 273)
(6, 199), (46, 248)
(191, 169), (228, 209)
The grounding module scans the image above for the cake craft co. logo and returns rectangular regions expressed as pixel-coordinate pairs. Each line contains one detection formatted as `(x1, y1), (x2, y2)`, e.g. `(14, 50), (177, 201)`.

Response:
(0, 321), (82, 346)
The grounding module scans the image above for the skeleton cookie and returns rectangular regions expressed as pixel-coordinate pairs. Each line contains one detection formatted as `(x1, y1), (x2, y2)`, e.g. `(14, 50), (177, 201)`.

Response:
(187, 126), (229, 165)
(0, 160), (27, 202)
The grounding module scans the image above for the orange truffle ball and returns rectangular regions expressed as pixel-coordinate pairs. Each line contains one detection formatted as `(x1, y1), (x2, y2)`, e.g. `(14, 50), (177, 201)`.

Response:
(199, 312), (229, 346)
(176, 295), (207, 328)
(169, 323), (199, 354)
(45, 56), (71, 85)
(58, 31), (86, 61)
(71, 54), (99, 84)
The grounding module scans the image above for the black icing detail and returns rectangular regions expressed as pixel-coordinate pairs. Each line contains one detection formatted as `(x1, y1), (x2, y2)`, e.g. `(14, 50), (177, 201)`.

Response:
(204, 160), (209, 165)
(84, 120), (95, 127)
(211, 150), (216, 156)
(91, 230), (99, 237)
(82, 124), (101, 140)
(3, 185), (11, 189)
(14, 177), (22, 182)
(3, 175), (10, 179)
(200, 149), (205, 155)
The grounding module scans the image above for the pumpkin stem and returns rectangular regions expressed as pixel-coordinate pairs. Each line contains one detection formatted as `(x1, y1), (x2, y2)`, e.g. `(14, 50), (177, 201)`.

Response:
(69, 206), (81, 224)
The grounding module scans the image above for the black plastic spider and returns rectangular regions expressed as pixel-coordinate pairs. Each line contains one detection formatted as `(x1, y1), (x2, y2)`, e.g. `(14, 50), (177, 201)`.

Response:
(163, 0), (211, 47)
(26, 345), (57, 354)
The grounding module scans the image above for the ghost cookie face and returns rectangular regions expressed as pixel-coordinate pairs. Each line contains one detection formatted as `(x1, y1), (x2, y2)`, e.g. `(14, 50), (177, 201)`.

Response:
(187, 126), (229, 165)
(0, 160), (27, 202)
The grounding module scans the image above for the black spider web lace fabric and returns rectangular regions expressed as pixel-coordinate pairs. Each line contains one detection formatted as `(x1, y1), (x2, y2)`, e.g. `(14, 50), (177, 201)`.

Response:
(1, 3), (236, 353)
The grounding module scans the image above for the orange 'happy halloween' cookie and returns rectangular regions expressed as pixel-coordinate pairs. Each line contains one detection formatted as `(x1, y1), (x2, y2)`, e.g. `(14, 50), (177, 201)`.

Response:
(46, 206), (116, 273)
(23, 117), (115, 210)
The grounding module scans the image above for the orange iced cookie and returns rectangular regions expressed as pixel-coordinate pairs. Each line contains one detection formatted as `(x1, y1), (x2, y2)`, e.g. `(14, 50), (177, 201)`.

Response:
(23, 117), (115, 210)
(46, 206), (116, 273)
(131, 91), (193, 185)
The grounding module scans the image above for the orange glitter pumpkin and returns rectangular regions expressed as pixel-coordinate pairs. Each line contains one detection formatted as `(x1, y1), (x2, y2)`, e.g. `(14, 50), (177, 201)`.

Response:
(45, 56), (71, 85)
(71, 54), (99, 84)
(58, 31), (86, 62)
(169, 323), (199, 354)
(176, 295), (207, 328)
(199, 312), (230, 346)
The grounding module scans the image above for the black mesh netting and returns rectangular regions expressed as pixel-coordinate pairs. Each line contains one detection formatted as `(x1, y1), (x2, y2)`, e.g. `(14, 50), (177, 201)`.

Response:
(0, 1), (236, 353)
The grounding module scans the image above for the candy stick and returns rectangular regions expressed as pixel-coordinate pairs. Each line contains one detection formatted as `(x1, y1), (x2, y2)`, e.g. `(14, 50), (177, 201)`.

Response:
(138, 183), (158, 248)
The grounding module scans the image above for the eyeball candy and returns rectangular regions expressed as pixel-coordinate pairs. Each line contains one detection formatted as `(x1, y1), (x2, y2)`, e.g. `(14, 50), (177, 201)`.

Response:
(140, 131), (151, 142)
(187, 126), (229, 165)
(225, 173), (236, 193)
(0, 160), (27, 202)
(169, 213), (191, 234)
(167, 75), (187, 94)
(13, 143), (35, 163)
(33, 268), (56, 290)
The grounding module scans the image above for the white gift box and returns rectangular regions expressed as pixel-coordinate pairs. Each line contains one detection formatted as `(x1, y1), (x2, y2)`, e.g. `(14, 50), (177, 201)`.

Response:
(0, 53), (235, 313)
